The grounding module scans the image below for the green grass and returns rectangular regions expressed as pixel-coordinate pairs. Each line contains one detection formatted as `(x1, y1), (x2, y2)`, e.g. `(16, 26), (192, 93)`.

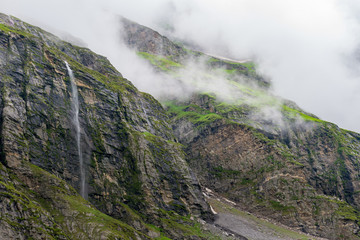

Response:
(142, 131), (157, 139)
(229, 81), (257, 96)
(229, 81), (280, 107)
(208, 57), (257, 75)
(63, 195), (141, 234)
(137, 52), (182, 71)
(46, 46), (137, 95)
(315, 195), (360, 222)
(157, 209), (221, 240)
(325, 125), (360, 158)
(215, 101), (249, 114)
(30, 161), (223, 240)
(241, 62), (256, 74)
(224, 69), (237, 74)
(282, 105), (323, 123)
(269, 200), (296, 213)
(27, 163), (149, 239)
(0, 23), (33, 38)
(336, 201), (359, 221)
(164, 101), (223, 128)
(210, 166), (242, 179)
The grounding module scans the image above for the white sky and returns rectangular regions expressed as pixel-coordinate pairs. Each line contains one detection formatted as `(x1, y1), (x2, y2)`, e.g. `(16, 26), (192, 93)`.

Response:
(2, 0), (360, 132)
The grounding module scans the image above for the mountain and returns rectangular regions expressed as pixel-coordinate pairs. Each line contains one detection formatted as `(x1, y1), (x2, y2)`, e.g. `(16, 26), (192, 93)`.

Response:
(0, 13), (217, 239)
(120, 17), (360, 239)
(1, 11), (360, 240)
(120, 17), (269, 88)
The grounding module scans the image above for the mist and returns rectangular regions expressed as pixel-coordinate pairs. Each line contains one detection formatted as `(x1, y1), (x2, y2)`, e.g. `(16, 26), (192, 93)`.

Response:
(2, 0), (360, 132)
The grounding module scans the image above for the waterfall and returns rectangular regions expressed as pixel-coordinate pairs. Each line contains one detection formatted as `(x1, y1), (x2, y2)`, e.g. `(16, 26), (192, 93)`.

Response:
(65, 61), (86, 199)
(140, 99), (151, 127)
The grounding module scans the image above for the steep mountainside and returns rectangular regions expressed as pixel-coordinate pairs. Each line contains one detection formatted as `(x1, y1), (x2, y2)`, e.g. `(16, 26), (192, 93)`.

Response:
(0, 13), (217, 239)
(121, 17), (187, 62)
(120, 17), (269, 87)
(2, 11), (360, 240)
(120, 17), (360, 240)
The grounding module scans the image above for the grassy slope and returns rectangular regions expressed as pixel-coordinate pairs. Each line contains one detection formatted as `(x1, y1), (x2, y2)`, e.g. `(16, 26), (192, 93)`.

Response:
(0, 162), (148, 239)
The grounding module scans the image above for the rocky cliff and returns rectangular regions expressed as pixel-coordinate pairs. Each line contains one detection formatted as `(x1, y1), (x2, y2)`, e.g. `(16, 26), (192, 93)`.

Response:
(120, 17), (269, 87)
(2, 11), (360, 240)
(167, 95), (360, 239)
(0, 13), (216, 239)
(120, 17), (360, 240)
(121, 17), (187, 62)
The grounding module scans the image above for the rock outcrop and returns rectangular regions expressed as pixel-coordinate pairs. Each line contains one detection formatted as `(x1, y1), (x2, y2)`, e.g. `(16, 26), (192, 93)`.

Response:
(120, 17), (269, 87)
(120, 18), (360, 240)
(3, 11), (360, 240)
(0, 13), (213, 239)
(121, 17), (187, 62)
(172, 95), (360, 239)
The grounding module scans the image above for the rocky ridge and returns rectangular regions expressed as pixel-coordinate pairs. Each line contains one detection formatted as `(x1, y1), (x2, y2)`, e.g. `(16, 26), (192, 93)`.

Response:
(0, 13), (217, 239)
(120, 17), (269, 87)
(120, 17), (360, 240)
(2, 11), (360, 240)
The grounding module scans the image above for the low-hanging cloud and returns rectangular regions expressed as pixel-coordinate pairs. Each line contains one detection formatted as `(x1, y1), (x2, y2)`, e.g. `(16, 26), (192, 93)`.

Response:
(2, 0), (360, 132)
(162, 0), (360, 133)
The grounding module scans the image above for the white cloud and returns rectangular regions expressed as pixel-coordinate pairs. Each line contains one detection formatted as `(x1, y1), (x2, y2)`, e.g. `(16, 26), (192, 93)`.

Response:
(2, 0), (360, 132)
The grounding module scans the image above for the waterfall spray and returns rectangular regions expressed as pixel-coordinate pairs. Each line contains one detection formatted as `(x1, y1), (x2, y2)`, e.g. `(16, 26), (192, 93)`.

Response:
(65, 61), (86, 199)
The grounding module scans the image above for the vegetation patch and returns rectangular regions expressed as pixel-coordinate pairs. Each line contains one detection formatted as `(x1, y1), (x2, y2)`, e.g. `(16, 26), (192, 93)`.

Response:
(208, 57), (257, 75)
(336, 200), (360, 221)
(28, 163), (148, 239)
(269, 200), (296, 214)
(62, 195), (146, 238)
(282, 105), (323, 123)
(46, 46), (138, 96)
(157, 209), (221, 239)
(137, 52), (182, 72)
(0, 23), (34, 38)
(314, 195), (360, 222)
(210, 166), (242, 179)
(164, 101), (223, 128)
(250, 128), (278, 146)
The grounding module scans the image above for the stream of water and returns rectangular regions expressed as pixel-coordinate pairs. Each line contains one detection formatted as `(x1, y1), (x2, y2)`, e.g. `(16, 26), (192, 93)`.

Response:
(65, 61), (86, 199)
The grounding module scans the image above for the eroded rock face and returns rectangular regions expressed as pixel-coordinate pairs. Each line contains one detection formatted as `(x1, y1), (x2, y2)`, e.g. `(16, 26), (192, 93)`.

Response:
(120, 17), (187, 61)
(119, 16), (360, 239)
(168, 94), (360, 240)
(4, 11), (360, 240)
(120, 16), (270, 87)
(0, 13), (211, 239)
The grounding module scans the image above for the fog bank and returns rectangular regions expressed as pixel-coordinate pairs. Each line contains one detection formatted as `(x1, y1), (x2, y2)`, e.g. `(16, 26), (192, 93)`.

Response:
(2, 0), (360, 132)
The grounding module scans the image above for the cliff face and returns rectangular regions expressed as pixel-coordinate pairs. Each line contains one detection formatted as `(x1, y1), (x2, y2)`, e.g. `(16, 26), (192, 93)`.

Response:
(3, 11), (360, 240)
(121, 17), (187, 62)
(169, 95), (360, 239)
(0, 13), (213, 239)
(120, 17), (269, 88)
(120, 18), (360, 239)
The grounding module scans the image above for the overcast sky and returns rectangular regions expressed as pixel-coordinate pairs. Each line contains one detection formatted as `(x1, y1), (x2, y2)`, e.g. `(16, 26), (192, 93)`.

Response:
(2, 0), (360, 132)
